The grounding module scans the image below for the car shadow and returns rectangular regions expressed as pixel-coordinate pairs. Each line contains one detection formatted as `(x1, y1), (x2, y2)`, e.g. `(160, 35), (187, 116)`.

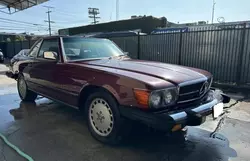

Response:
(118, 125), (237, 161)
(8, 100), (237, 161)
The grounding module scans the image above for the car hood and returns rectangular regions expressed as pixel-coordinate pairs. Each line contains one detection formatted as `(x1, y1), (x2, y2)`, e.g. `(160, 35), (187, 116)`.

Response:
(74, 58), (211, 85)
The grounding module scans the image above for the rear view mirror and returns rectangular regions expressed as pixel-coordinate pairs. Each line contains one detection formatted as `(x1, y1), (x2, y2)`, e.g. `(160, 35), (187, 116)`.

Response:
(44, 51), (58, 60)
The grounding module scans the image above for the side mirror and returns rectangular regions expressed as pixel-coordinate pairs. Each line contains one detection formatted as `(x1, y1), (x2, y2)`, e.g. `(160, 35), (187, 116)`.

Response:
(43, 51), (58, 61)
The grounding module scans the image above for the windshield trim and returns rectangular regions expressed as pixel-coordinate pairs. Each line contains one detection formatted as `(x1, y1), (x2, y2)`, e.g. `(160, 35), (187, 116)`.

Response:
(66, 57), (112, 62)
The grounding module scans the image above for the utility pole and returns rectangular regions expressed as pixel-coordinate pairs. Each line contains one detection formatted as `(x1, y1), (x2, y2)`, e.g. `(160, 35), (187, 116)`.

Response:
(211, 0), (216, 24)
(116, 0), (119, 20)
(88, 8), (100, 24)
(44, 6), (55, 36)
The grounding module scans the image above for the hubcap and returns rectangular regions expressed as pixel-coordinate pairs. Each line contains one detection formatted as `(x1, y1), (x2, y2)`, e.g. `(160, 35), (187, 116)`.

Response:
(18, 78), (26, 98)
(89, 98), (114, 136)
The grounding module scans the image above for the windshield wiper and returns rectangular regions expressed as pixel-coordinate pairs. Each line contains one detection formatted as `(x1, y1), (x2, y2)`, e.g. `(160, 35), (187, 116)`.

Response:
(108, 54), (126, 60)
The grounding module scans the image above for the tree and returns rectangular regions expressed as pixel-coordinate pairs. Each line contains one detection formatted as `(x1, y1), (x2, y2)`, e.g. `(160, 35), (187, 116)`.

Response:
(15, 35), (26, 41)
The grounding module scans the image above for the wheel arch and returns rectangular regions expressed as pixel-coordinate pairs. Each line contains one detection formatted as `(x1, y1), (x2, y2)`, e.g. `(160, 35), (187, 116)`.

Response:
(78, 84), (120, 111)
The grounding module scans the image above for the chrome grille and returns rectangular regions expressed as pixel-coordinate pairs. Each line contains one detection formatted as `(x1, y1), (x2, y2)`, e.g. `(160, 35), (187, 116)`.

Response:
(178, 81), (206, 103)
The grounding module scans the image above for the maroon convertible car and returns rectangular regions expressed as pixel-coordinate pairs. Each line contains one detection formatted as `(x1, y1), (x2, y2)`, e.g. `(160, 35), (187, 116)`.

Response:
(7, 36), (230, 144)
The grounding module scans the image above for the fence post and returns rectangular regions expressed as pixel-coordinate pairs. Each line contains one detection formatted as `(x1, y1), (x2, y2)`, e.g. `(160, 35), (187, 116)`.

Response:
(236, 23), (246, 85)
(137, 32), (140, 59)
(28, 39), (31, 48)
(178, 30), (183, 65)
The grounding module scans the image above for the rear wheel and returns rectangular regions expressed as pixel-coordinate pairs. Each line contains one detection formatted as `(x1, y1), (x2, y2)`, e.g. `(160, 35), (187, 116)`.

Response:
(84, 90), (127, 145)
(17, 75), (37, 102)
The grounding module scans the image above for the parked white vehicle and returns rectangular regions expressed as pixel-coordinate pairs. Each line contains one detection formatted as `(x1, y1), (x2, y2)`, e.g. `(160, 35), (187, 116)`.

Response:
(0, 49), (4, 63)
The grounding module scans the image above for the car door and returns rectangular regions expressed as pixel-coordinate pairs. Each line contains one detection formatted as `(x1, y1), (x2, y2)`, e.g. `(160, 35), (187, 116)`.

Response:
(29, 38), (79, 107)
(22, 39), (43, 88)
(29, 38), (60, 98)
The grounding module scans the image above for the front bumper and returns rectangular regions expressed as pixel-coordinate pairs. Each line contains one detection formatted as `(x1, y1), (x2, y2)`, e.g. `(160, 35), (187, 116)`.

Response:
(5, 64), (18, 79)
(5, 70), (17, 79)
(120, 90), (230, 132)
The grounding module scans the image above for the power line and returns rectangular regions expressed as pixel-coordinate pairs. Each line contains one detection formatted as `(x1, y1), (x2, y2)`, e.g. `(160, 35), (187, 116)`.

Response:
(0, 21), (48, 28)
(53, 9), (84, 16)
(0, 19), (49, 33)
(50, 26), (62, 28)
(0, 8), (88, 32)
(47, 8), (87, 21)
(52, 14), (77, 21)
(0, 28), (29, 30)
(0, 28), (52, 31)
(0, 21), (40, 27)
(53, 11), (80, 17)
(0, 25), (27, 28)
(49, 23), (62, 28)
(55, 20), (88, 24)
(0, 25), (45, 30)
(0, 17), (47, 27)
(0, 20), (49, 31)
(49, 15), (88, 28)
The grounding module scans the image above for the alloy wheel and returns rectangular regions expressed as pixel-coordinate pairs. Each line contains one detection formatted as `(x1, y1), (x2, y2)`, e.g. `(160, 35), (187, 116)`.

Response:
(89, 98), (114, 136)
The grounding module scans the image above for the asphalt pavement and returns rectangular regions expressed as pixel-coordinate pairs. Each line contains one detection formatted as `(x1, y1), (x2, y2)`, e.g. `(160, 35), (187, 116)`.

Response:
(0, 63), (249, 161)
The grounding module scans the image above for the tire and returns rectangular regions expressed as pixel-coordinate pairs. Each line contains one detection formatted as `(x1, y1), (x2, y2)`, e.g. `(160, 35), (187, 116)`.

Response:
(84, 90), (127, 145)
(17, 74), (37, 102)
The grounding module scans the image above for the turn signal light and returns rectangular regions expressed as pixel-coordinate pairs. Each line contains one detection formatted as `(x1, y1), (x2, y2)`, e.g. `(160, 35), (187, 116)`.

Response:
(133, 89), (150, 108)
(171, 124), (182, 132)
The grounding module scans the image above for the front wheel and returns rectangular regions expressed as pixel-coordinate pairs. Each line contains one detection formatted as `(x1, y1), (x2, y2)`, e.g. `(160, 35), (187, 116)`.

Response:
(84, 90), (127, 145)
(17, 75), (37, 102)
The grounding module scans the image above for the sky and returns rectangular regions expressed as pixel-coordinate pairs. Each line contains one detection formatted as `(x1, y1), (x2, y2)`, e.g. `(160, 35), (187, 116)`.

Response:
(0, 0), (249, 35)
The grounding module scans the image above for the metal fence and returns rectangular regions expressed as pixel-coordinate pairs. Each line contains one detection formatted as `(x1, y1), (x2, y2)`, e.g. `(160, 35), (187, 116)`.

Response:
(1, 27), (250, 86)
(109, 36), (139, 59)
(0, 40), (37, 58)
(110, 27), (250, 86)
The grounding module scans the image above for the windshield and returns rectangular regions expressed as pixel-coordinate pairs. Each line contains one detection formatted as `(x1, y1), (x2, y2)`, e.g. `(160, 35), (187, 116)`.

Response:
(62, 38), (124, 61)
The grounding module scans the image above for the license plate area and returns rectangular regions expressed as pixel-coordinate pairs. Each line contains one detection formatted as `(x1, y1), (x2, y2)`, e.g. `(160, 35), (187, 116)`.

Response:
(213, 103), (224, 118)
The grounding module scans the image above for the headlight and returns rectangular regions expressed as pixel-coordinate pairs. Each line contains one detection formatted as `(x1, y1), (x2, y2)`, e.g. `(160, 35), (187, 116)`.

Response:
(149, 87), (178, 108)
(149, 92), (161, 107)
(163, 90), (174, 104)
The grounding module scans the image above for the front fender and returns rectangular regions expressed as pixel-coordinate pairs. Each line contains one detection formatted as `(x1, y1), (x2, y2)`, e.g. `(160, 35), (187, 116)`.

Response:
(80, 74), (148, 108)
(102, 84), (121, 102)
